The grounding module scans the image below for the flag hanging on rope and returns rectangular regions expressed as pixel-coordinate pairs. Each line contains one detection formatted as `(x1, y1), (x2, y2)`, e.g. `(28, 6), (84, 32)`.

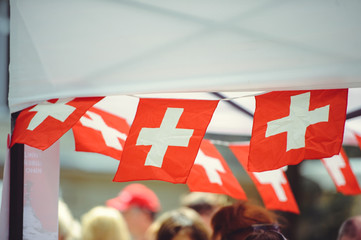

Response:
(113, 98), (219, 183)
(72, 107), (130, 160)
(248, 89), (348, 172)
(321, 148), (361, 195)
(187, 139), (247, 200)
(10, 97), (104, 150)
(230, 144), (300, 214)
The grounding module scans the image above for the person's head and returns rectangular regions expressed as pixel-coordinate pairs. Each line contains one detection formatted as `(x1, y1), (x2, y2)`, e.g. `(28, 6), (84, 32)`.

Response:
(181, 192), (229, 233)
(229, 225), (287, 240)
(211, 200), (286, 240)
(151, 207), (210, 240)
(81, 206), (130, 240)
(106, 183), (161, 240)
(337, 215), (361, 240)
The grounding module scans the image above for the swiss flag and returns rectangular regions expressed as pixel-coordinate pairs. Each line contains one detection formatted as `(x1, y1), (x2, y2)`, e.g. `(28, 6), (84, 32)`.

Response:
(248, 89), (348, 172)
(72, 107), (130, 160)
(11, 97), (104, 150)
(187, 139), (247, 200)
(230, 144), (300, 214)
(321, 148), (361, 195)
(113, 98), (219, 183)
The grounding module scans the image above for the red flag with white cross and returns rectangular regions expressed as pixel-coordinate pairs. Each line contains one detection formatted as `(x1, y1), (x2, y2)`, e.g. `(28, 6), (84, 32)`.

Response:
(72, 107), (130, 160)
(113, 98), (219, 183)
(321, 148), (361, 195)
(230, 144), (299, 214)
(248, 89), (348, 172)
(11, 97), (104, 150)
(187, 139), (247, 200)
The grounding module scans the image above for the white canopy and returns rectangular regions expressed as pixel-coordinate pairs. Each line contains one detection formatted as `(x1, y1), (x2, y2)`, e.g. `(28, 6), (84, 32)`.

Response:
(5, 2), (361, 239)
(8, 0), (361, 113)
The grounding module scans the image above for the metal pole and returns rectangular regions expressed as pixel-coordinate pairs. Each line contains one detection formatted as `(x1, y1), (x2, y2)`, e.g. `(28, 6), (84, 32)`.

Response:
(9, 112), (24, 240)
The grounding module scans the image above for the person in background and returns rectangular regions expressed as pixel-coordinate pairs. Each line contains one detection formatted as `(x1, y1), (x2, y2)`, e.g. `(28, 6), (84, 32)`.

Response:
(337, 215), (361, 240)
(106, 183), (161, 240)
(243, 228), (287, 240)
(181, 192), (230, 234)
(148, 207), (210, 240)
(58, 199), (81, 240)
(211, 200), (287, 240)
(81, 205), (130, 240)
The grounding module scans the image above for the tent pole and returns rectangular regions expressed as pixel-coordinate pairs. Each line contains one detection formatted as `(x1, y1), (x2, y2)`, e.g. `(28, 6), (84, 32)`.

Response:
(9, 112), (24, 240)
(346, 109), (361, 119)
(211, 92), (254, 118)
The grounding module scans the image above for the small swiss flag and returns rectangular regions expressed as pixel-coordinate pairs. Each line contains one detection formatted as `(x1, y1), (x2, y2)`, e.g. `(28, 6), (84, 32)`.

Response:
(187, 139), (247, 200)
(11, 97), (104, 150)
(72, 107), (130, 160)
(230, 144), (299, 214)
(321, 148), (361, 195)
(113, 98), (219, 183)
(248, 89), (348, 172)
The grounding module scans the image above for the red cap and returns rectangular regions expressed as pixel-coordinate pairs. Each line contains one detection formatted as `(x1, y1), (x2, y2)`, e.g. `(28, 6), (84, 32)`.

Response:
(106, 184), (160, 213)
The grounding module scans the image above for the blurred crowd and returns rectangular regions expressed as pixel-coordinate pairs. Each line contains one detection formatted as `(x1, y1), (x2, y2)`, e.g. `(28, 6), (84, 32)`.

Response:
(58, 183), (360, 240)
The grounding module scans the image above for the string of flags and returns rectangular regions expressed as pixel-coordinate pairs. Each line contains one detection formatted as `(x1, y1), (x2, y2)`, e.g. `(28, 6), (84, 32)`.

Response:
(9, 88), (361, 214)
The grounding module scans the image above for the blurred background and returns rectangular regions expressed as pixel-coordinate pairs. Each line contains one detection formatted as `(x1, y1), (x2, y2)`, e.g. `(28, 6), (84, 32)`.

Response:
(1, 0), (361, 239)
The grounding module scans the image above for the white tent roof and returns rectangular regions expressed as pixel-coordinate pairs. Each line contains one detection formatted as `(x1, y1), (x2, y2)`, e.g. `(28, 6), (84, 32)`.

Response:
(8, 0), (361, 113)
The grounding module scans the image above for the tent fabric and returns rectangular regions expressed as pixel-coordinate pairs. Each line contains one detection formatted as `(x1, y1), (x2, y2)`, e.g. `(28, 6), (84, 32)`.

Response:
(8, 0), (361, 113)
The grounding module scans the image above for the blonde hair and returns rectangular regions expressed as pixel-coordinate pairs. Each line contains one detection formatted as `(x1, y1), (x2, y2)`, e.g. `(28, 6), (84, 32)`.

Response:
(58, 199), (81, 240)
(81, 206), (130, 240)
(148, 207), (210, 240)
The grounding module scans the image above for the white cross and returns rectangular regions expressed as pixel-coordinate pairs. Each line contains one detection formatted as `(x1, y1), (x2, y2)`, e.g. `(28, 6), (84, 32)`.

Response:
(136, 107), (194, 168)
(266, 92), (330, 151)
(253, 169), (288, 202)
(194, 149), (225, 185)
(79, 111), (127, 151)
(27, 98), (76, 130)
(323, 154), (346, 186)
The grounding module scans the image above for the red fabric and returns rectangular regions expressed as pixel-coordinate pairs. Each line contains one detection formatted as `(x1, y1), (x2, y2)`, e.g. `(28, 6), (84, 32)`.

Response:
(72, 107), (130, 160)
(230, 144), (300, 214)
(187, 139), (247, 200)
(113, 98), (219, 183)
(321, 148), (361, 195)
(11, 97), (104, 150)
(248, 89), (348, 172)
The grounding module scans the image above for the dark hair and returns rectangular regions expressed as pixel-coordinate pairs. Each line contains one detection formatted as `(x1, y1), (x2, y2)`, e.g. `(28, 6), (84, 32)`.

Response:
(245, 229), (286, 240)
(211, 201), (284, 240)
(338, 216), (361, 240)
(156, 208), (210, 240)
